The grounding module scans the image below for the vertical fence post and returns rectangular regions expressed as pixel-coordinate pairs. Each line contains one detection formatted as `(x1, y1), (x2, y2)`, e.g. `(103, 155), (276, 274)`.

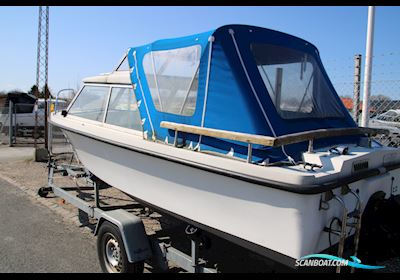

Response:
(34, 100), (38, 149)
(8, 100), (13, 147)
(44, 86), (49, 151)
(13, 104), (17, 141)
(353, 54), (362, 125)
(47, 98), (52, 155)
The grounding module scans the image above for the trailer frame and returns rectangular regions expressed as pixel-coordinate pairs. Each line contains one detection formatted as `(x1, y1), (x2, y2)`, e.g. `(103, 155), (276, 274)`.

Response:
(38, 156), (217, 273)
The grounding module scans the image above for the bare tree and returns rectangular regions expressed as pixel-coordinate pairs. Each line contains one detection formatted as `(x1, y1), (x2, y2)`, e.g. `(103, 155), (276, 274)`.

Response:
(28, 85), (39, 97)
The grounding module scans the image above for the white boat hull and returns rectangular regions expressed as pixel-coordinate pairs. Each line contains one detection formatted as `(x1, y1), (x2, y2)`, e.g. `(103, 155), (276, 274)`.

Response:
(58, 127), (400, 265)
(50, 113), (400, 266)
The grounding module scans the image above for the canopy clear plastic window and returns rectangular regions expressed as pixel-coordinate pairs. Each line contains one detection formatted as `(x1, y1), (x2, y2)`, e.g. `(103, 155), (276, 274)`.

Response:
(250, 43), (344, 119)
(68, 86), (110, 122)
(143, 45), (201, 116)
(105, 87), (142, 131)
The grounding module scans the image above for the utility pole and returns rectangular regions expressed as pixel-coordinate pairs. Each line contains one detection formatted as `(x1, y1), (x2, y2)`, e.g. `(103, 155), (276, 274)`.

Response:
(35, 6), (50, 160)
(353, 54), (362, 124)
(361, 6), (375, 127)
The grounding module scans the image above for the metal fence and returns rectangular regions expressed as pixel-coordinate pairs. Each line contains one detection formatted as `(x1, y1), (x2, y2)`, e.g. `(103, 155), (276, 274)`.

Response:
(326, 51), (400, 147)
(0, 100), (74, 156)
(0, 103), (45, 146)
(47, 97), (74, 156)
(2, 55), (400, 150)
(48, 121), (74, 155)
(0, 106), (10, 145)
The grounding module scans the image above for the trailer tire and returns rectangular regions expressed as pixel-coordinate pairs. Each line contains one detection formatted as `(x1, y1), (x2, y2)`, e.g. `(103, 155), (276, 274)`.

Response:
(37, 187), (49, 198)
(97, 221), (144, 273)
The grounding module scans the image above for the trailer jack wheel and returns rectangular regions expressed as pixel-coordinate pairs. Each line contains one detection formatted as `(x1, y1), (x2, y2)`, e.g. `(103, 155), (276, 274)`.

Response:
(38, 187), (49, 198)
(97, 221), (144, 273)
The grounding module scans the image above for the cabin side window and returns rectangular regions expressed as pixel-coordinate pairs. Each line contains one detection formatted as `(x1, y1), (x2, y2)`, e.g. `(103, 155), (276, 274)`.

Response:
(105, 87), (142, 131)
(142, 45), (201, 116)
(68, 85), (110, 122)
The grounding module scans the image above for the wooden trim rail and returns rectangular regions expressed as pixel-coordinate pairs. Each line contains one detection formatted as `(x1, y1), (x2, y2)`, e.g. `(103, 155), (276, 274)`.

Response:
(160, 121), (389, 148)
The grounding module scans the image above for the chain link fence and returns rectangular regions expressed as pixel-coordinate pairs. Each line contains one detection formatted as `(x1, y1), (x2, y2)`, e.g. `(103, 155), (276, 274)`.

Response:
(47, 92), (75, 156)
(48, 121), (74, 155)
(0, 99), (74, 156)
(2, 55), (399, 150)
(0, 106), (10, 145)
(326, 51), (400, 147)
(0, 103), (45, 146)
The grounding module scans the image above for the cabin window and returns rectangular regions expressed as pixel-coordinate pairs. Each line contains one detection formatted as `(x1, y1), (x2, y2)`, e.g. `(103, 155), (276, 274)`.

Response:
(68, 85), (110, 122)
(250, 43), (344, 119)
(105, 87), (142, 131)
(142, 45), (201, 116)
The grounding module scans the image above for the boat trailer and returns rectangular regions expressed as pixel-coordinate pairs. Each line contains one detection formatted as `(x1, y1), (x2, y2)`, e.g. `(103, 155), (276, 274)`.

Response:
(38, 156), (217, 273)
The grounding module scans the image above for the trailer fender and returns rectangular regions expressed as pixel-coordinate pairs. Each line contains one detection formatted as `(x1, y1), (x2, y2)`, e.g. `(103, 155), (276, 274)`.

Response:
(94, 209), (152, 263)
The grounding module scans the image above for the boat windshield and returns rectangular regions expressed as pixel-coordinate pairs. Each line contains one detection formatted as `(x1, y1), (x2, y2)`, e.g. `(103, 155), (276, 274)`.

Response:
(250, 43), (344, 119)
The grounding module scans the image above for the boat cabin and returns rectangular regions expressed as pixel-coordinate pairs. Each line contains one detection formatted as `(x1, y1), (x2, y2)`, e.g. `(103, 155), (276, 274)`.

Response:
(66, 24), (361, 164)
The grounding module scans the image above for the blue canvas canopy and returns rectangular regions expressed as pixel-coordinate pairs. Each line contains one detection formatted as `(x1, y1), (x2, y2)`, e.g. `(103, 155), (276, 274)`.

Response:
(127, 24), (359, 163)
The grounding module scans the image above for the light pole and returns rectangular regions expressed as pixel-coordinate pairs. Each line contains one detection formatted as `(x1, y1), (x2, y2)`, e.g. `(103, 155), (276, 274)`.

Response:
(361, 6), (375, 127)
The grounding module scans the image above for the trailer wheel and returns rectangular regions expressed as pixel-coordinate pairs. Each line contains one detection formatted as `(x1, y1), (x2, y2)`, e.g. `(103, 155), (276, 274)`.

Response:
(97, 221), (144, 273)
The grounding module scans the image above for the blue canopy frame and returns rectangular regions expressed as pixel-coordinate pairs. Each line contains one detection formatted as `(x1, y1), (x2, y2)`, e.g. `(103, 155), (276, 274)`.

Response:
(127, 24), (359, 163)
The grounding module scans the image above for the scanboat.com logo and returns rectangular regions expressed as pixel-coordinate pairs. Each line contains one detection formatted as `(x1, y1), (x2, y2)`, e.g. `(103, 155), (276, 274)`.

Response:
(295, 254), (385, 270)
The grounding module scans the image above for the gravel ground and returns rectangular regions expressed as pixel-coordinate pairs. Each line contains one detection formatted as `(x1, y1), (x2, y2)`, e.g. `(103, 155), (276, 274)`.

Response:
(0, 153), (166, 237)
(0, 155), (282, 272)
(0, 153), (399, 273)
